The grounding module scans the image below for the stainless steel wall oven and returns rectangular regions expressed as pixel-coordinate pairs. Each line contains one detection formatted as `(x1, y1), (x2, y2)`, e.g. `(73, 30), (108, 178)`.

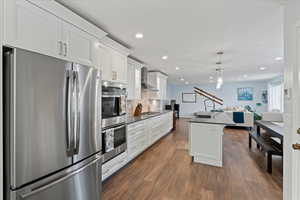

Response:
(102, 124), (127, 163)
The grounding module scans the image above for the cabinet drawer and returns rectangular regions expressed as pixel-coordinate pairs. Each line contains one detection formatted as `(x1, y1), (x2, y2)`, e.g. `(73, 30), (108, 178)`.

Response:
(127, 127), (145, 138)
(128, 132), (146, 146)
(102, 152), (128, 180)
(128, 143), (142, 159)
(127, 121), (145, 131)
(102, 152), (127, 173)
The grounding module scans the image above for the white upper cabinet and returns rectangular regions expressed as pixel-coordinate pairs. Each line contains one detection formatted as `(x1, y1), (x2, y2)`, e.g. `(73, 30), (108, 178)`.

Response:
(92, 43), (111, 79)
(135, 67), (142, 99)
(61, 21), (94, 66)
(159, 73), (168, 100)
(4, 0), (103, 66)
(94, 39), (130, 83)
(148, 71), (168, 100)
(127, 62), (135, 99)
(111, 49), (127, 83)
(4, 0), (62, 57)
(127, 58), (143, 100)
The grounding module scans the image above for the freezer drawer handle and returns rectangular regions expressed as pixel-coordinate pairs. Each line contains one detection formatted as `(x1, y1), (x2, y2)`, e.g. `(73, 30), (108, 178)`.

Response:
(19, 156), (102, 199)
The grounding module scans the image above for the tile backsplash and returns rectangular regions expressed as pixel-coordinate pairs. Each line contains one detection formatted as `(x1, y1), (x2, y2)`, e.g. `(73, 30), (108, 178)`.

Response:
(127, 90), (169, 116)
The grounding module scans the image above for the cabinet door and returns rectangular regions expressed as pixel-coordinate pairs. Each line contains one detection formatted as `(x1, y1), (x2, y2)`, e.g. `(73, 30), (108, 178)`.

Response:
(160, 76), (167, 100)
(148, 72), (159, 90)
(127, 63), (135, 100)
(4, 0), (61, 57)
(98, 45), (112, 81)
(111, 50), (127, 83)
(135, 66), (142, 100)
(62, 22), (94, 66)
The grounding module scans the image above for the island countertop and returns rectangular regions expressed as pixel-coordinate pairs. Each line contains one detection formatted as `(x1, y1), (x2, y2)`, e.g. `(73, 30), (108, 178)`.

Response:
(189, 116), (235, 126)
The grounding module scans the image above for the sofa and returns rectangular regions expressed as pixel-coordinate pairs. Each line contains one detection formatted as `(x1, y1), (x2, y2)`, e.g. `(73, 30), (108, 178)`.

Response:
(224, 111), (254, 128)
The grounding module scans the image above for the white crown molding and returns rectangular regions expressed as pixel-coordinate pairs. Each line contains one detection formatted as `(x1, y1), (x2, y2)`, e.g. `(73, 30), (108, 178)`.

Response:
(100, 36), (132, 56)
(267, 0), (287, 5)
(128, 57), (144, 67)
(27, 0), (107, 39)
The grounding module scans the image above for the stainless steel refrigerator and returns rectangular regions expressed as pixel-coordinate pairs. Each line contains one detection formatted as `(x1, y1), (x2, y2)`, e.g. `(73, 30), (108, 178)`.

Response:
(3, 47), (102, 200)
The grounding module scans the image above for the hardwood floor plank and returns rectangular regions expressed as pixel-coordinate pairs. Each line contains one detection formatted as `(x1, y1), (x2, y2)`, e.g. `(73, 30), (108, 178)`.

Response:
(102, 119), (283, 200)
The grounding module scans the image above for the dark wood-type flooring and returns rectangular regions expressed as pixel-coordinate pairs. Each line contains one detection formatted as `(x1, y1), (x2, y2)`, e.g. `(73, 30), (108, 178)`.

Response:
(103, 119), (283, 200)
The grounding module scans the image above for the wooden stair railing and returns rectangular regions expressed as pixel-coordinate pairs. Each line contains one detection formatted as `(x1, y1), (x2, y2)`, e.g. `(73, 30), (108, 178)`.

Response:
(194, 87), (224, 111)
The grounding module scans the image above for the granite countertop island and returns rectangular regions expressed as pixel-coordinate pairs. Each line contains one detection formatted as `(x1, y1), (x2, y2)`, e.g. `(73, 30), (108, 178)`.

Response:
(189, 111), (235, 125)
(189, 117), (235, 126)
(126, 110), (173, 124)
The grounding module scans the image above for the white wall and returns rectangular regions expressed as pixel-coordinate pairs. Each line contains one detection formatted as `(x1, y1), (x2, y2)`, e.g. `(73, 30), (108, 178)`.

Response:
(168, 80), (268, 117)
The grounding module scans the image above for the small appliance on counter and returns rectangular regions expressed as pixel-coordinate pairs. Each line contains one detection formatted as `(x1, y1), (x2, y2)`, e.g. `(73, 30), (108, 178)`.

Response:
(134, 103), (143, 116)
(101, 81), (127, 163)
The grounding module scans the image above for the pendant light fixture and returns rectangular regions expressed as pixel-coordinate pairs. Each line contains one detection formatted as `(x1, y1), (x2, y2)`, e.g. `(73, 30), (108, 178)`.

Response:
(215, 51), (224, 89)
(216, 68), (223, 89)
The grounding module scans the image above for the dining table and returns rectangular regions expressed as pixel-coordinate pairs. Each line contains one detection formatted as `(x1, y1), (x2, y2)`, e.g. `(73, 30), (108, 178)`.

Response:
(255, 120), (284, 145)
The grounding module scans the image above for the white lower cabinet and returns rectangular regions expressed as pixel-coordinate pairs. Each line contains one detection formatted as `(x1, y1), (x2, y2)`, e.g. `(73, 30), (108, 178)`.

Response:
(102, 151), (128, 181)
(102, 112), (173, 181)
(127, 121), (147, 160)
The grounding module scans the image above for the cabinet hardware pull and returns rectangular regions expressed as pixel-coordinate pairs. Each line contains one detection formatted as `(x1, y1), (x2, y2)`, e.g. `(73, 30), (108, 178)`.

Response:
(64, 43), (67, 56)
(292, 143), (300, 150)
(58, 41), (63, 55)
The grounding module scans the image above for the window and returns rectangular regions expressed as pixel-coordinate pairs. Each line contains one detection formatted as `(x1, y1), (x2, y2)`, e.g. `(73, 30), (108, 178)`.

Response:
(268, 83), (284, 112)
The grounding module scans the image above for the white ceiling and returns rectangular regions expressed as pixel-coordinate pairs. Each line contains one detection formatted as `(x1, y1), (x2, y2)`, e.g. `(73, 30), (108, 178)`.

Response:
(57, 0), (284, 84)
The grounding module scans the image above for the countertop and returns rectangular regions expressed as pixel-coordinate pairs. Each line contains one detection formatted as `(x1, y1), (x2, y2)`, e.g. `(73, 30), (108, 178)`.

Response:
(126, 110), (173, 124)
(189, 118), (235, 125)
(189, 112), (235, 126)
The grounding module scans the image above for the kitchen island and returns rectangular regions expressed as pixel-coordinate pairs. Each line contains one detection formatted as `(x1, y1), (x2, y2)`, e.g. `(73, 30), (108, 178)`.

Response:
(189, 115), (235, 167)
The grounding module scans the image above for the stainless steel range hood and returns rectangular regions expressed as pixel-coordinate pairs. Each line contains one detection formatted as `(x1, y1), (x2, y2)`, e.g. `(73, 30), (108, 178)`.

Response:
(141, 67), (159, 91)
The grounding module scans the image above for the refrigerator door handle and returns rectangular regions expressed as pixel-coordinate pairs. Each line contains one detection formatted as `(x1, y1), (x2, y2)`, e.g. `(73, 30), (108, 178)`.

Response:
(19, 156), (102, 199)
(65, 68), (73, 156)
(73, 68), (80, 154)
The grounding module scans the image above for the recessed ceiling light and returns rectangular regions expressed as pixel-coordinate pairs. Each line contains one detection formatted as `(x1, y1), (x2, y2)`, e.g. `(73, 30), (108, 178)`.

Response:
(243, 74), (248, 78)
(162, 56), (168, 60)
(175, 67), (180, 70)
(275, 57), (283, 61)
(135, 33), (144, 39)
(180, 78), (184, 81)
(209, 76), (214, 80)
(95, 42), (101, 47)
(259, 67), (266, 70)
(185, 81), (189, 84)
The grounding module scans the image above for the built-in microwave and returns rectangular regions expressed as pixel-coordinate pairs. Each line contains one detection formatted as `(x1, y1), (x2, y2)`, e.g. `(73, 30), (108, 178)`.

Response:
(102, 81), (127, 129)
